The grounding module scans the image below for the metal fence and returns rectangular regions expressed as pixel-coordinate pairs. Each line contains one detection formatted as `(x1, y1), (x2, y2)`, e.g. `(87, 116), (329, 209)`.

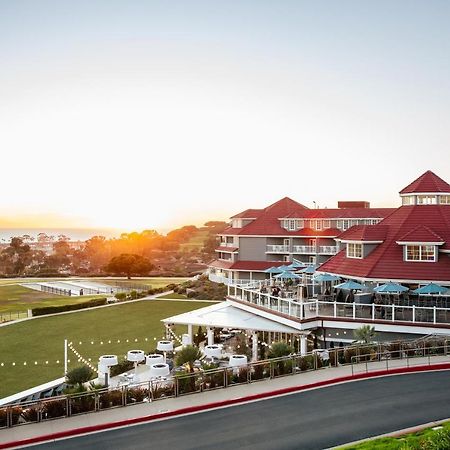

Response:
(0, 311), (28, 323)
(1, 337), (449, 429)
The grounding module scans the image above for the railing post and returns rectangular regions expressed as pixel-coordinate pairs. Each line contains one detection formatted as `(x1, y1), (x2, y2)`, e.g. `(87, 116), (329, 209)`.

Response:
(288, 301), (292, 316)
(334, 302), (337, 318)
(352, 303), (356, 319)
(392, 304), (395, 322)
(433, 306), (436, 324)
(412, 305), (415, 322)
(372, 303), (375, 320)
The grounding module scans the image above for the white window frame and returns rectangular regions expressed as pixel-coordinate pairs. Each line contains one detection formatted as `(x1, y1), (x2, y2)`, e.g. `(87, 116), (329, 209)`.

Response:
(347, 243), (363, 259)
(417, 195), (437, 205)
(288, 219), (296, 231)
(404, 245), (437, 262)
(323, 220), (331, 229)
(439, 195), (450, 204)
(316, 220), (322, 230)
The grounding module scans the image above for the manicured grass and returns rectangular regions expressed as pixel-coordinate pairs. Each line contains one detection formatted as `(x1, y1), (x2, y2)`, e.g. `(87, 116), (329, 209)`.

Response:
(94, 277), (189, 288)
(341, 421), (450, 449)
(180, 230), (210, 250)
(0, 285), (102, 314)
(0, 299), (213, 398)
(156, 293), (188, 299)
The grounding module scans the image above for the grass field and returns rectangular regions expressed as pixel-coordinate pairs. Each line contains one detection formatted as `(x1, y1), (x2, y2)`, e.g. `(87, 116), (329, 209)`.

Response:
(0, 299), (213, 398)
(0, 285), (103, 315)
(156, 293), (188, 299)
(0, 277), (190, 314)
(180, 229), (210, 251)
(341, 421), (450, 449)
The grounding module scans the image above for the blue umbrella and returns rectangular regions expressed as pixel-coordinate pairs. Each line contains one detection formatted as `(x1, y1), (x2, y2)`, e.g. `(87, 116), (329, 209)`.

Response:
(334, 280), (366, 291)
(278, 265), (294, 271)
(374, 282), (408, 294)
(412, 283), (449, 295)
(313, 273), (341, 283)
(286, 261), (305, 270)
(264, 266), (284, 274)
(299, 265), (318, 274)
(275, 271), (301, 280)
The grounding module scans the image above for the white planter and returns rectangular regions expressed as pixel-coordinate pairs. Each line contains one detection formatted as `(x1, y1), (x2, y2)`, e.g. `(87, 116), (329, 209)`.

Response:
(149, 363), (170, 378)
(146, 354), (164, 366)
(182, 334), (192, 346)
(229, 354), (248, 367)
(99, 355), (118, 367)
(127, 350), (145, 363)
(204, 345), (221, 359)
(157, 340), (174, 352)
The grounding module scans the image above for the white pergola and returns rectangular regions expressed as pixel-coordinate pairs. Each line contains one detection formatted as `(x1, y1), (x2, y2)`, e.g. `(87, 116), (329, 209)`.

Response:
(162, 300), (308, 361)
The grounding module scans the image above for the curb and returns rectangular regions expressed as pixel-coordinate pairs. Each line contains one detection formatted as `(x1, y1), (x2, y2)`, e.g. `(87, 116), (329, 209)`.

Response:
(2, 363), (450, 449)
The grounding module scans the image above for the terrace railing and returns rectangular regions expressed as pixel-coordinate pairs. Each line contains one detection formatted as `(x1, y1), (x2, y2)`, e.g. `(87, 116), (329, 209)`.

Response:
(266, 245), (290, 253)
(229, 284), (450, 326)
(1, 338), (448, 429)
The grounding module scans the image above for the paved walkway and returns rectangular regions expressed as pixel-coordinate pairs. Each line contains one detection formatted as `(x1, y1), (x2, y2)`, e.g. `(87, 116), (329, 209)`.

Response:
(1, 354), (449, 446)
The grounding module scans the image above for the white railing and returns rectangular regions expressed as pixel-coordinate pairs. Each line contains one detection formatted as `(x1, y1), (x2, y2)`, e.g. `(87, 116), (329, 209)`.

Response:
(229, 285), (450, 326)
(219, 242), (236, 248)
(318, 245), (338, 255)
(266, 245), (290, 253)
(292, 245), (316, 253)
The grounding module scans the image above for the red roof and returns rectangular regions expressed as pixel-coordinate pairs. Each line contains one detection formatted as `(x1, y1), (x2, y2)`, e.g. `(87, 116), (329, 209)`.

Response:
(215, 246), (239, 252)
(319, 204), (450, 282)
(397, 225), (445, 243)
(400, 171), (450, 194)
(230, 208), (263, 219)
(221, 197), (393, 237)
(338, 225), (389, 242)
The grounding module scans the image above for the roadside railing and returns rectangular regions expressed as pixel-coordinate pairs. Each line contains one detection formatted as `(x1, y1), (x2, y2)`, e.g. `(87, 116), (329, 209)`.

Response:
(1, 338), (449, 429)
(230, 285), (450, 326)
(0, 311), (28, 323)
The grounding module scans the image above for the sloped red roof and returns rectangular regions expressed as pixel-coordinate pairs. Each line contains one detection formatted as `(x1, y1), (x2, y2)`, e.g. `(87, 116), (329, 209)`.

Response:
(400, 171), (450, 194)
(284, 208), (394, 219)
(397, 225), (445, 243)
(215, 246), (239, 252)
(338, 225), (389, 242)
(319, 204), (450, 282)
(230, 208), (264, 219)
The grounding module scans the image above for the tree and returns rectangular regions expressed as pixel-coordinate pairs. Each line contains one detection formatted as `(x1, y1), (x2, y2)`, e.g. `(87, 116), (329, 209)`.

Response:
(105, 253), (154, 279)
(268, 342), (294, 359)
(0, 237), (33, 275)
(353, 325), (377, 344)
(175, 345), (203, 372)
(66, 366), (94, 387)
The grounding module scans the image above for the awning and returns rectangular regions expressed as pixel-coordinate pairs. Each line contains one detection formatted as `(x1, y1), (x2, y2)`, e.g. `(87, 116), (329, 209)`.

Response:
(162, 301), (301, 333)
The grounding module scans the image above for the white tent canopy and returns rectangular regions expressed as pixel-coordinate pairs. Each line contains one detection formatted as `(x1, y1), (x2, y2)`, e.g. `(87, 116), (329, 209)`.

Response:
(162, 301), (300, 334)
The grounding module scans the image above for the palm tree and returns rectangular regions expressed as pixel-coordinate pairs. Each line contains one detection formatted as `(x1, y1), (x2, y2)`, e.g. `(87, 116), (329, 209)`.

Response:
(175, 345), (203, 372)
(353, 325), (376, 344)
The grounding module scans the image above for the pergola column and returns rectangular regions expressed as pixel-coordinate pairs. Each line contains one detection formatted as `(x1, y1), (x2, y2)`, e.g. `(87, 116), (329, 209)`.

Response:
(300, 334), (308, 356)
(187, 324), (193, 342)
(206, 327), (214, 346)
(251, 331), (258, 362)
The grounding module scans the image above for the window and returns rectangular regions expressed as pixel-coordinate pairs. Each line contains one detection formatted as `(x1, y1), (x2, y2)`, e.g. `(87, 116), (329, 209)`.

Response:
(439, 195), (450, 204)
(347, 243), (363, 259)
(417, 195), (437, 205)
(315, 220), (322, 230)
(288, 219), (296, 231)
(405, 245), (436, 262)
(402, 196), (415, 206)
(298, 219), (304, 229)
(336, 220), (343, 230)
(342, 220), (350, 231)
(323, 220), (331, 229)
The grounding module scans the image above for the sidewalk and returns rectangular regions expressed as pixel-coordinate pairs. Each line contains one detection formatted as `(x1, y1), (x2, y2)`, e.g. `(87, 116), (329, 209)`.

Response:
(1, 355), (450, 447)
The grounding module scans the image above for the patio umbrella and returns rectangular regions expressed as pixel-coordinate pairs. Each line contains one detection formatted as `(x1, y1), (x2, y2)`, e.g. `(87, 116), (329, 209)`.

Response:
(313, 273), (341, 283)
(299, 265), (319, 274)
(286, 261), (305, 270)
(275, 271), (301, 280)
(334, 280), (366, 291)
(412, 283), (449, 295)
(278, 265), (294, 271)
(374, 282), (409, 294)
(264, 266), (284, 274)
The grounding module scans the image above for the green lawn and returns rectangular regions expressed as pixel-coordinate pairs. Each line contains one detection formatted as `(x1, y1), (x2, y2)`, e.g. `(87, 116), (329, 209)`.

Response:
(0, 299), (213, 398)
(0, 285), (102, 314)
(156, 293), (188, 299)
(180, 229), (210, 251)
(340, 421), (450, 449)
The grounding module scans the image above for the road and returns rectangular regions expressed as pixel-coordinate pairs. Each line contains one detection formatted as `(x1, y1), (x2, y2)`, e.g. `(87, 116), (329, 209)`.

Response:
(34, 371), (450, 450)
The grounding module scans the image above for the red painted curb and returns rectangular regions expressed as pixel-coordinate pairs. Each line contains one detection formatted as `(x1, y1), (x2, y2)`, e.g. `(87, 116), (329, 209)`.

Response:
(2, 363), (450, 449)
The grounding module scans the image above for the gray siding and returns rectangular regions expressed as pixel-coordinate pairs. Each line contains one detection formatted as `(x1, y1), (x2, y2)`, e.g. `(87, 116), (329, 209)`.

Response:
(239, 237), (268, 261)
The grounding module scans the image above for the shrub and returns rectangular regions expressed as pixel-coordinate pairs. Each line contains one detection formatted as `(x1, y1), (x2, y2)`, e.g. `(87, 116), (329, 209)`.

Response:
(66, 366), (94, 387)
(126, 387), (147, 403)
(99, 390), (123, 409)
(32, 298), (107, 316)
(175, 346), (203, 372)
(115, 292), (127, 301)
(21, 406), (40, 423)
(69, 394), (95, 415)
(42, 399), (66, 419)
(268, 342), (293, 359)
(110, 359), (134, 377)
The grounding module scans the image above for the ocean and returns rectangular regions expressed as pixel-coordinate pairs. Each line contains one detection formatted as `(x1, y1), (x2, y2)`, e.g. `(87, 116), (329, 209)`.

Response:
(0, 228), (125, 242)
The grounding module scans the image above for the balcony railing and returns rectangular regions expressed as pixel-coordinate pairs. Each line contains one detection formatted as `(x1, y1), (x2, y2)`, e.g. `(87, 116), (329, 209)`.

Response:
(219, 242), (237, 248)
(292, 245), (316, 254)
(229, 284), (450, 327)
(319, 245), (338, 255)
(266, 245), (290, 253)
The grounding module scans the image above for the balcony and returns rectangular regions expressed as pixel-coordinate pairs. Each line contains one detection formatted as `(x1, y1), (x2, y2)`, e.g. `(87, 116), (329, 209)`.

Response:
(219, 242), (237, 248)
(319, 245), (338, 255)
(266, 245), (290, 253)
(292, 245), (338, 255)
(292, 245), (316, 254)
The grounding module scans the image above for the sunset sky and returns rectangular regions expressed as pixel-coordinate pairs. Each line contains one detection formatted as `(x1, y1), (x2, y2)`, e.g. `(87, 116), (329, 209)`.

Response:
(1, 1), (450, 233)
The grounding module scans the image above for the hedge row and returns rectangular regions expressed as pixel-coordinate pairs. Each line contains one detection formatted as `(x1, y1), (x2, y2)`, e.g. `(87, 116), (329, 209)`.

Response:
(31, 298), (108, 316)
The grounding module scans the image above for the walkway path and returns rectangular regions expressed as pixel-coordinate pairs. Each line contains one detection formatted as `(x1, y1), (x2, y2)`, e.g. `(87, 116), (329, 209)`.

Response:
(1, 355), (449, 447)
